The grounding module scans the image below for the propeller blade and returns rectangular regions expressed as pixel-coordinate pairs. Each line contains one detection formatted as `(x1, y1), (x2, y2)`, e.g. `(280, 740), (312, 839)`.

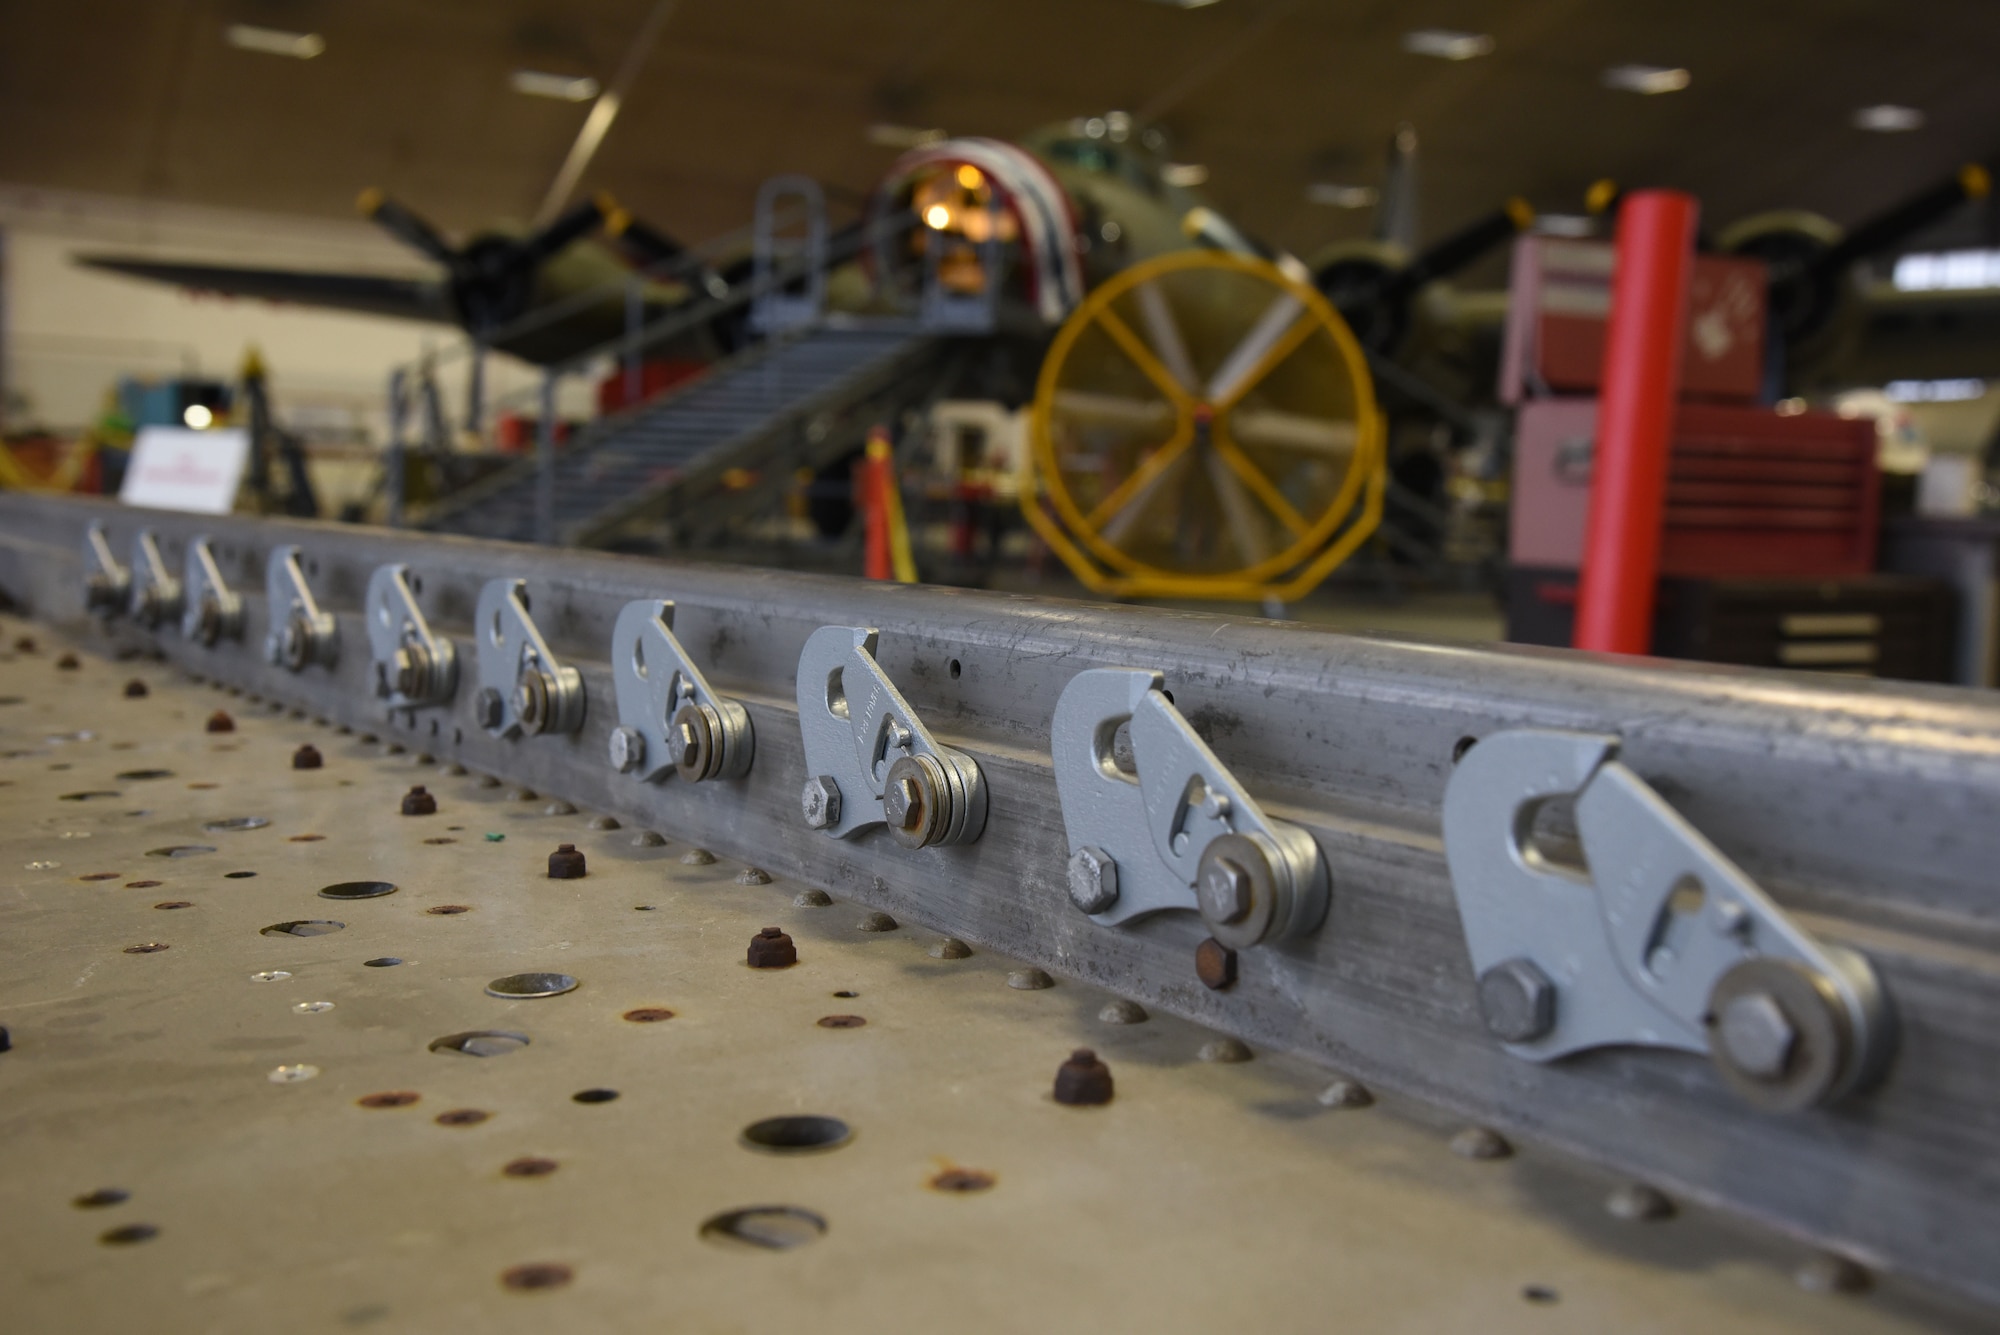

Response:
(356, 188), (456, 266)
(599, 192), (687, 268)
(515, 196), (608, 266)
(1381, 198), (1535, 303)
(1810, 163), (1992, 280)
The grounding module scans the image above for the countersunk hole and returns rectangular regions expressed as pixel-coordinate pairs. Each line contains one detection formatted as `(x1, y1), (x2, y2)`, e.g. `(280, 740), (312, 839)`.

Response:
(124, 880), (161, 889)
(427, 904), (472, 915)
(357, 1090), (421, 1109)
(423, 836), (458, 845)
(60, 790), (121, 802)
(116, 769), (173, 781)
(485, 972), (576, 998)
(504, 1157), (558, 1178)
(203, 816), (270, 832)
(74, 1187), (129, 1208)
(699, 1205), (826, 1251)
(500, 1262), (569, 1292)
(154, 900), (193, 910)
(123, 943), (169, 954)
(622, 1007), (676, 1023)
(832, 990), (859, 999)
(740, 1114), (851, 1154)
(930, 1167), (996, 1193)
(1522, 1285), (1559, 1305)
(224, 870), (257, 879)
(818, 1015), (866, 1029)
(77, 872), (121, 882)
(430, 1030), (530, 1057)
(948, 658), (961, 679)
(364, 957), (404, 968)
(147, 845), (214, 858)
(99, 1223), (159, 1246)
(435, 1108), (491, 1127)
(319, 881), (396, 900)
(288, 834), (325, 843)
(260, 919), (345, 937)
(571, 1088), (619, 1104)
(1452, 735), (1479, 765)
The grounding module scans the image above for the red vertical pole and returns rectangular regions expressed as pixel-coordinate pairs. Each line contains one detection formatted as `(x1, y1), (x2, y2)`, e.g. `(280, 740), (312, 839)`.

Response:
(1573, 190), (1699, 654)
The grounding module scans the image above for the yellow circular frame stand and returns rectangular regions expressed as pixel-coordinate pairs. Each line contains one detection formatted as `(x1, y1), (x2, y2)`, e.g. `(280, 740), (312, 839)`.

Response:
(1023, 249), (1385, 602)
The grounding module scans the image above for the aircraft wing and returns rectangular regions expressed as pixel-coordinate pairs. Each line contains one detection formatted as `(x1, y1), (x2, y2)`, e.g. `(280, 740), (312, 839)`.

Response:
(75, 255), (451, 325)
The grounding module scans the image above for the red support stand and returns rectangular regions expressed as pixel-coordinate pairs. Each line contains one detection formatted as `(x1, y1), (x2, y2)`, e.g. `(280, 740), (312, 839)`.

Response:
(1573, 190), (1700, 654)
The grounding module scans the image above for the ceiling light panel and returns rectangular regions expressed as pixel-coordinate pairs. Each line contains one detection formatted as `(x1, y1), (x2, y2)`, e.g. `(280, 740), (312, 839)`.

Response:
(1403, 29), (1494, 60)
(1306, 183), (1378, 209)
(1603, 64), (1691, 94)
(1854, 104), (1924, 132)
(867, 124), (946, 149)
(224, 24), (324, 59)
(511, 70), (601, 102)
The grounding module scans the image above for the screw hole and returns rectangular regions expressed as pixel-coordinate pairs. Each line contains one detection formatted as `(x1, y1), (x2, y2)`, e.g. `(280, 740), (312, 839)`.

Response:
(572, 1087), (619, 1104)
(1452, 735), (1479, 764)
(741, 1114), (851, 1152)
(948, 658), (961, 679)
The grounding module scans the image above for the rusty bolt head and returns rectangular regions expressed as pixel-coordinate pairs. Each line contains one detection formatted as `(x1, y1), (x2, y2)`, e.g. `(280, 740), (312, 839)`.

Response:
(401, 785), (437, 816)
(292, 743), (323, 770)
(205, 709), (235, 733)
(1066, 845), (1119, 914)
(1197, 858), (1252, 925)
(1477, 957), (1557, 1043)
(801, 775), (841, 829)
(1716, 991), (1798, 1079)
(1195, 937), (1238, 990)
(547, 843), (586, 880)
(1054, 1048), (1114, 1106)
(123, 679), (149, 698)
(57, 652), (80, 670)
(473, 687), (505, 731)
(883, 775), (922, 829)
(607, 726), (645, 773)
(747, 926), (798, 969)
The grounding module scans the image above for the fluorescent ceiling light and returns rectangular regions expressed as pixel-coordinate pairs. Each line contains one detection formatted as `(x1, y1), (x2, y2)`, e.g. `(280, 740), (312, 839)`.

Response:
(1886, 377), (1985, 403)
(1603, 64), (1691, 95)
(225, 24), (324, 59)
(511, 70), (600, 102)
(1403, 29), (1494, 60)
(1306, 183), (1378, 209)
(1893, 248), (2000, 292)
(1161, 163), (1209, 187)
(1854, 104), (1924, 132)
(868, 124), (947, 149)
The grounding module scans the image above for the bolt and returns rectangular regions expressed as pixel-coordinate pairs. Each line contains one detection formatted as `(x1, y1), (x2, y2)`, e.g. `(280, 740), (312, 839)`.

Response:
(883, 775), (922, 829)
(1053, 1048), (1114, 1106)
(401, 785), (437, 816)
(671, 720), (701, 769)
(1195, 937), (1238, 989)
(1477, 957), (1557, 1043)
(1716, 991), (1797, 1079)
(546, 843), (586, 879)
(205, 709), (234, 733)
(747, 926), (798, 969)
(292, 744), (322, 770)
(123, 679), (148, 698)
(1197, 857), (1252, 924)
(1066, 846), (1119, 914)
(606, 726), (645, 773)
(13, 635), (35, 653)
(57, 652), (80, 670)
(801, 775), (841, 829)
(473, 687), (505, 730)
(512, 678), (541, 728)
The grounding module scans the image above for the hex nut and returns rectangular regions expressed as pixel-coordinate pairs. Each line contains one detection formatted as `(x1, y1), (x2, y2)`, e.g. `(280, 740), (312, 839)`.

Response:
(473, 686), (505, 731)
(883, 775), (921, 829)
(1716, 991), (1797, 1079)
(546, 843), (586, 880)
(122, 679), (148, 698)
(607, 726), (645, 773)
(291, 743), (323, 770)
(1476, 957), (1557, 1043)
(671, 720), (701, 770)
(1065, 846), (1119, 915)
(205, 709), (235, 733)
(1198, 858), (1252, 924)
(1054, 1048), (1114, 1106)
(400, 785), (437, 817)
(1704, 957), (1854, 1112)
(1194, 937), (1238, 990)
(747, 926), (797, 969)
(57, 652), (80, 670)
(801, 776), (841, 829)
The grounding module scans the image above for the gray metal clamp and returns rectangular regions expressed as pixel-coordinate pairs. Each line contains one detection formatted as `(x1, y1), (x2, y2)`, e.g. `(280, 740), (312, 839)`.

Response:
(180, 536), (243, 646)
(82, 522), (130, 615)
(263, 545), (338, 671)
(1050, 667), (1328, 949)
(472, 578), (583, 739)
(366, 564), (458, 709)
(127, 530), (183, 630)
(1442, 728), (1896, 1112)
(795, 625), (985, 848)
(607, 599), (752, 783)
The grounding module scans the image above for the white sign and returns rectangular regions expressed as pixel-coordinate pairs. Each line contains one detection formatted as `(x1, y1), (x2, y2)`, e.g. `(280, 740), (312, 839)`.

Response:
(121, 427), (250, 514)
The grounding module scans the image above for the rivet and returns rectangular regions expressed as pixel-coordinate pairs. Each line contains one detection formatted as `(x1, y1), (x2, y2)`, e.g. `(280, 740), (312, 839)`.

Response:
(1317, 1079), (1374, 1109)
(795, 889), (833, 908)
(588, 814), (621, 831)
(1605, 1183), (1675, 1222)
(544, 799), (577, 816)
(1098, 999), (1148, 1024)
(1198, 1037), (1252, 1063)
(929, 937), (972, 959)
(1450, 1126), (1513, 1161)
(1007, 968), (1055, 990)
(630, 830), (666, 847)
(1795, 1252), (1871, 1295)
(680, 848), (716, 865)
(736, 867), (771, 885)
(857, 911), (898, 932)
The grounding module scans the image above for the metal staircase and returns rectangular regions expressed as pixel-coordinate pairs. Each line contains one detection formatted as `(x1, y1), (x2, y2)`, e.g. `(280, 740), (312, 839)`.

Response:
(421, 321), (939, 548)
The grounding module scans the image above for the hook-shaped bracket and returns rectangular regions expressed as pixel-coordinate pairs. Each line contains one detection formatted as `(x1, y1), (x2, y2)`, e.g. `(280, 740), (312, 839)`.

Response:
(180, 536), (243, 646)
(127, 530), (183, 630)
(263, 545), (337, 671)
(366, 564), (457, 708)
(472, 578), (583, 738)
(83, 522), (130, 615)
(607, 599), (752, 782)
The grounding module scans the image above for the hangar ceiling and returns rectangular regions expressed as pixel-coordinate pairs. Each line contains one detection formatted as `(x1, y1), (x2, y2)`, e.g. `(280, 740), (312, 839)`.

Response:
(4, 0), (1999, 266)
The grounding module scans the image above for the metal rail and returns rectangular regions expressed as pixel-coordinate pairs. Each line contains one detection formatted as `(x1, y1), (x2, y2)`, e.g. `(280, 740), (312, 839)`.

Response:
(4, 492), (2000, 1309)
